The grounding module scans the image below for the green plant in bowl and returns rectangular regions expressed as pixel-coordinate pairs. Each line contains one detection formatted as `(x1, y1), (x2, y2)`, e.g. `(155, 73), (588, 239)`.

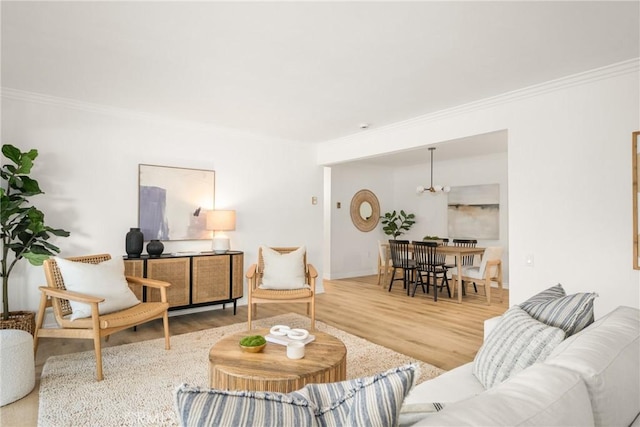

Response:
(239, 335), (267, 353)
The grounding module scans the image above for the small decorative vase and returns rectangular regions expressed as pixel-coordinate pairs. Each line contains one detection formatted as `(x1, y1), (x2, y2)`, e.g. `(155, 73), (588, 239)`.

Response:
(146, 239), (164, 257)
(125, 228), (144, 258)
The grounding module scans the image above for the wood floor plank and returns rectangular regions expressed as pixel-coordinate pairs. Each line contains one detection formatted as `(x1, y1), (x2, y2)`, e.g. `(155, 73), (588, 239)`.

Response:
(0, 275), (508, 426)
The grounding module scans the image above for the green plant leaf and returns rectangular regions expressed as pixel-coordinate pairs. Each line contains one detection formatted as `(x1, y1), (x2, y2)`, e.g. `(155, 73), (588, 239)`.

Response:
(17, 176), (42, 195)
(22, 252), (50, 266)
(2, 144), (21, 165)
(1, 144), (70, 316)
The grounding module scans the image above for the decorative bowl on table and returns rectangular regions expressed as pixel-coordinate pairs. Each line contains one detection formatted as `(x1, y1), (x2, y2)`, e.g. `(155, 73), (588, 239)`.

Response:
(239, 335), (267, 353)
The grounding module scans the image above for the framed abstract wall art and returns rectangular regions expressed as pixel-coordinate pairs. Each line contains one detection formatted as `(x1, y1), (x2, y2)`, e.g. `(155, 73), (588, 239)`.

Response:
(138, 164), (215, 241)
(447, 184), (500, 240)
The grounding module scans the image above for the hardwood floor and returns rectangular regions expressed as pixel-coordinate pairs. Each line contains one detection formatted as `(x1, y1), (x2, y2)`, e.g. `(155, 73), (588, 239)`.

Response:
(0, 275), (508, 426)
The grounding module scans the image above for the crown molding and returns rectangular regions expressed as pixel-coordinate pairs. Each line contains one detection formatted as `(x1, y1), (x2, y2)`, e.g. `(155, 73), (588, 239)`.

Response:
(3, 58), (638, 145)
(0, 87), (297, 145)
(329, 58), (640, 144)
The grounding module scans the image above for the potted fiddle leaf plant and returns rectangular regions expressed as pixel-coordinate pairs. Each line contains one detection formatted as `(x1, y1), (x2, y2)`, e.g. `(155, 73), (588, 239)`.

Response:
(1, 144), (70, 334)
(380, 210), (415, 239)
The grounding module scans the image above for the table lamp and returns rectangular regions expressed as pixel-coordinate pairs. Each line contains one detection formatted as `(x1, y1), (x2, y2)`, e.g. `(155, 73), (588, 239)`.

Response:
(206, 210), (236, 253)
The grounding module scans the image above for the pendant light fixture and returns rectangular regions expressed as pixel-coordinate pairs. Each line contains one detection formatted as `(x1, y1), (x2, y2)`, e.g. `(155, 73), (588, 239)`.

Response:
(416, 147), (450, 194)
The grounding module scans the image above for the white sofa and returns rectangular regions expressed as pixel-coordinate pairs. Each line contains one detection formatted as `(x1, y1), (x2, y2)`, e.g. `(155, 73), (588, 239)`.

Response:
(401, 305), (640, 426)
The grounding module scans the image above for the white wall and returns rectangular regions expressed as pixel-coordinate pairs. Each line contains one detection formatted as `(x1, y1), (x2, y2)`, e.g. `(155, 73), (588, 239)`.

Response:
(318, 60), (640, 317)
(1, 94), (325, 314)
(328, 163), (394, 278)
(329, 151), (509, 282)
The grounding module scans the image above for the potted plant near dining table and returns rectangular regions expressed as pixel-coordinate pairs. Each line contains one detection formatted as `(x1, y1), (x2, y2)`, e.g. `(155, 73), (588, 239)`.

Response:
(380, 210), (416, 239)
(1, 144), (70, 334)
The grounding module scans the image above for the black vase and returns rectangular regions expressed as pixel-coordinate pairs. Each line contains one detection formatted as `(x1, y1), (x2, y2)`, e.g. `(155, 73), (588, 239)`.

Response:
(146, 239), (164, 257)
(125, 228), (144, 258)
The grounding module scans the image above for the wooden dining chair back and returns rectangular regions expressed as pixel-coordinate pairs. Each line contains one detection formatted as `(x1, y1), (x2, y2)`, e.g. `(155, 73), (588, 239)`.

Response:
(246, 246), (317, 330)
(388, 240), (416, 294)
(452, 239), (478, 266)
(451, 246), (503, 305)
(33, 254), (171, 381)
(434, 238), (449, 264)
(412, 241), (450, 301)
(451, 239), (479, 293)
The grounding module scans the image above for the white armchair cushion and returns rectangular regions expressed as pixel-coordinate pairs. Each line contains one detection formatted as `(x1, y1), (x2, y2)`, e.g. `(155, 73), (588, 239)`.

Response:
(260, 246), (307, 290)
(473, 306), (565, 389)
(54, 256), (140, 320)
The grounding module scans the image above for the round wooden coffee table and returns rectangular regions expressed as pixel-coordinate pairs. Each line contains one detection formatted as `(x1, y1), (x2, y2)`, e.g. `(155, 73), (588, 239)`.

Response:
(209, 328), (347, 393)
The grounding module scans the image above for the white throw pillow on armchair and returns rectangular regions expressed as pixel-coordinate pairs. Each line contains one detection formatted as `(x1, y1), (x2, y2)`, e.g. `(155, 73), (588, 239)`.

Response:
(54, 256), (141, 320)
(259, 246), (307, 290)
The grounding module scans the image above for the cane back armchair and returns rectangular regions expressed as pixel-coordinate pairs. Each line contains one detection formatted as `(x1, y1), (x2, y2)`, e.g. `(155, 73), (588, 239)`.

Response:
(34, 254), (171, 381)
(246, 247), (317, 330)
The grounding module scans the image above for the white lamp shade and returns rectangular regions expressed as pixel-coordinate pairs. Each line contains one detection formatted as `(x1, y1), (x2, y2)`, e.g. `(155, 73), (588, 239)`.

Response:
(207, 210), (236, 253)
(206, 210), (236, 231)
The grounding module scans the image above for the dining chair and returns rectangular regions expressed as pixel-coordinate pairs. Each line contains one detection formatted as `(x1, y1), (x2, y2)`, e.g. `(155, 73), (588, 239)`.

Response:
(377, 240), (393, 287)
(450, 239), (479, 293)
(388, 240), (416, 295)
(412, 240), (450, 301)
(450, 246), (503, 305)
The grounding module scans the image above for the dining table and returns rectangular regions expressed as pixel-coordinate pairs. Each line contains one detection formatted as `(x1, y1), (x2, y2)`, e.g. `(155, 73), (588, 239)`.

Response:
(381, 242), (485, 303)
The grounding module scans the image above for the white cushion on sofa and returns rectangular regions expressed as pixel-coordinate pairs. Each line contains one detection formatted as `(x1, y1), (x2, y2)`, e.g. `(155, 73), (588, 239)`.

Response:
(414, 363), (595, 427)
(545, 305), (640, 427)
(399, 363), (483, 427)
(402, 363), (483, 406)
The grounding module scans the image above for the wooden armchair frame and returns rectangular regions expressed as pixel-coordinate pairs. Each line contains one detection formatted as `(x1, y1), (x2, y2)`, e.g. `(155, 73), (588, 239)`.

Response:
(34, 254), (171, 381)
(246, 247), (317, 330)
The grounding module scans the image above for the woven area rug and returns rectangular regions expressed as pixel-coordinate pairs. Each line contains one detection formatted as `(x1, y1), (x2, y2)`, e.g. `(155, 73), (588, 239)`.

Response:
(38, 313), (444, 426)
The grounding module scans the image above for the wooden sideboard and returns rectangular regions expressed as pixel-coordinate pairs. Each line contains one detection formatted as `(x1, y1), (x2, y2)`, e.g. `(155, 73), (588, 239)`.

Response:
(123, 251), (244, 314)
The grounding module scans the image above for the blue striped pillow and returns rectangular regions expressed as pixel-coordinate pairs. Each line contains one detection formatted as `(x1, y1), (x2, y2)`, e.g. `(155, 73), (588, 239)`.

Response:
(174, 386), (315, 426)
(292, 363), (418, 426)
(519, 283), (566, 307)
(473, 306), (565, 389)
(520, 285), (598, 336)
(175, 364), (418, 427)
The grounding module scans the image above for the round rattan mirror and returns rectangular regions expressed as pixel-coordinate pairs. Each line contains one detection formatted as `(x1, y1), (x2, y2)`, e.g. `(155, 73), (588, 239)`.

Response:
(350, 189), (380, 232)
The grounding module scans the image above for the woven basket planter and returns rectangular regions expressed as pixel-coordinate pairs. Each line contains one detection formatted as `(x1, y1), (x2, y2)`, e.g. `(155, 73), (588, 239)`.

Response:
(0, 311), (36, 336)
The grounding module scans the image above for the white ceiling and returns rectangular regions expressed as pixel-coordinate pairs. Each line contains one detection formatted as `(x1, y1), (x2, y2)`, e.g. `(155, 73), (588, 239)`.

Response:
(2, 1), (639, 154)
(353, 130), (509, 167)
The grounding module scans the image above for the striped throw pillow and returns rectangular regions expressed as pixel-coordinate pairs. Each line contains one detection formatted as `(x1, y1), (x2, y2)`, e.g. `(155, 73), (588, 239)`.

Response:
(519, 283), (566, 308)
(520, 286), (598, 336)
(175, 364), (418, 427)
(473, 306), (565, 389)
(174, 386), (315, 427)
(291, 363), (418, 426)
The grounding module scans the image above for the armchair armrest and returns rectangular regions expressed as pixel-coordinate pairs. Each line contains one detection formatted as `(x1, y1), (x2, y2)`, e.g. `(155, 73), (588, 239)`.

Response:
(307, 264), (318, 292)
(307, 264), (318, 278)
(38, 286), (104, 304)
(246, 263), (261, 292)
(245, 263), (257, 279)
(126, 276), (171, 289)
